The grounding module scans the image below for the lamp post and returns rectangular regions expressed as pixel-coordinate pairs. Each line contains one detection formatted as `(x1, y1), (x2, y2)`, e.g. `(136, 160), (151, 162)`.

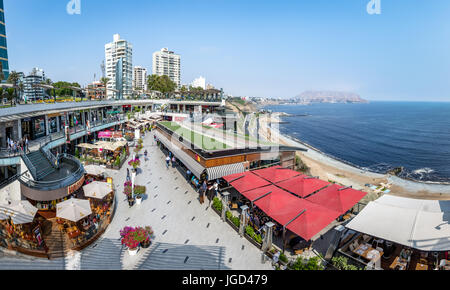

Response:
(262, 222), (275, 253)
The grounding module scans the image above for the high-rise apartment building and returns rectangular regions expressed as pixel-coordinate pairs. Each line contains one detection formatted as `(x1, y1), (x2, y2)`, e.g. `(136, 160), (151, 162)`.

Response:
(23, 68), (46, 101)
(152, 48), (181, 88)
(0, 0), (9, 81)
(133, 66), (147, 92)
(105, 34), (133, 99)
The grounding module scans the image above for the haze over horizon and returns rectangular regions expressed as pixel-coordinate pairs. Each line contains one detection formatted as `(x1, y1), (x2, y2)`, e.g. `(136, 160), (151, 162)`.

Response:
(4, 0), (450, 101)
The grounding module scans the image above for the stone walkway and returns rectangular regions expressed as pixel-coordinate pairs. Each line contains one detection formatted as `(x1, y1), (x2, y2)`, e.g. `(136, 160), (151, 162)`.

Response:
(0, 132), (272, 270)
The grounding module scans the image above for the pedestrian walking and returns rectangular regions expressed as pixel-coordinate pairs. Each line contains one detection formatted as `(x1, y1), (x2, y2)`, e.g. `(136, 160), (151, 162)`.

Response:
(165, 156), (170, 169)
(144, 150), (148, 161)
(25, 137), (29, 153)
(213, 181), (219, 198)
(171, 156), (176, 167)
(199, 181), (207, 204)
(186, 169), (192, 181)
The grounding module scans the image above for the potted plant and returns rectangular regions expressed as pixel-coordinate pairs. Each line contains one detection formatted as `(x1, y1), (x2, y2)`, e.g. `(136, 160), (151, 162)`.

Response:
(120, 226), (140, 255)
(134, 185), (146, 205)
(124, 181), (134, 207)
(128, 158), (140, 171)
(136, 226), (154, 248)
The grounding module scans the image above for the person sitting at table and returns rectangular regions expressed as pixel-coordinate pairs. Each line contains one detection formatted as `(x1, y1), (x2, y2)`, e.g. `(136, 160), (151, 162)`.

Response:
(399, 248), (412, 264)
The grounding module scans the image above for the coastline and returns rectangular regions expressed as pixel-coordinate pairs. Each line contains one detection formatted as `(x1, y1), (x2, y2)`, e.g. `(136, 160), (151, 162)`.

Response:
(257, 113), (450, 200)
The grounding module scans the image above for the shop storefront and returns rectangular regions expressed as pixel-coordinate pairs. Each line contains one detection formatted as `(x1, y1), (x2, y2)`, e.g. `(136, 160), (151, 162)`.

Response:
(21, 118), (32, 140)
(31, 116), (46, 140)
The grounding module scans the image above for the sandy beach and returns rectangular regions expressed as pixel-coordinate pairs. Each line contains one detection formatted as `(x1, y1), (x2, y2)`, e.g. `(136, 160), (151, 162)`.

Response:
(258, 113), (450, 201)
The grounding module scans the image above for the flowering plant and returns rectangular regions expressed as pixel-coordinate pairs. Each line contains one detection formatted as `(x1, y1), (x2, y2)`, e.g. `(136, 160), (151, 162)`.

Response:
(128, 159), (140, 169)
(123, 181), (132, 197)
(119, 226), (153, 248)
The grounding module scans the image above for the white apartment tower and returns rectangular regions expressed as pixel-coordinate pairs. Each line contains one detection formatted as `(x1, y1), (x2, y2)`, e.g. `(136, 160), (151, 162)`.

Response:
(104, 34), (133, 99)
(152, 48), (181, 88)
(133, 66), (147, 92)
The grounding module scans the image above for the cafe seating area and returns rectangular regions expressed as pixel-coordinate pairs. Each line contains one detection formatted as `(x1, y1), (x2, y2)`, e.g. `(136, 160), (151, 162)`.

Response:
(338, 232), (450, 270)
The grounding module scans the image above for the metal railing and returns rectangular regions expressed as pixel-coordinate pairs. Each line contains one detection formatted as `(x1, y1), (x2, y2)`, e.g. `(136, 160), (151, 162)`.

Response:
(18, 154), (85, 191)
(20, 150), (37, 179)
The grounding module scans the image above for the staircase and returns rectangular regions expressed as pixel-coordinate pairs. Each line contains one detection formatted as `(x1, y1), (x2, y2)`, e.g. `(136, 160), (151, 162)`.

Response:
(44, 222), (68, 260)
(25, 150), (57, 180)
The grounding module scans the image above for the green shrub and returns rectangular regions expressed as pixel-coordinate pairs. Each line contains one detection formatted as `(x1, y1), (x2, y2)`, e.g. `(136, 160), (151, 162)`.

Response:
(231, 216), (240, 228)
(212, 197), (222, 212)
(254, 234), (263, 244)
(291, 256), (324, 270)
(226, 211), (232, 221)
(279, 253), (288, 263)
(331, 256), (360, 270)
(245, 226), (255, 237)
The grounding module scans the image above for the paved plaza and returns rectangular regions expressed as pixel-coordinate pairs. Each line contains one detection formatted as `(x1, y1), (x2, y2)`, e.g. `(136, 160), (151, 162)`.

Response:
(0, 132), (273, 270)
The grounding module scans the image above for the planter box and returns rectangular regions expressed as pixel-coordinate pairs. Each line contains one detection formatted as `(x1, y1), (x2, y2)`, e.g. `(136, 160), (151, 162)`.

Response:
(226, 218), (240, 233)
(244, 233), (262, 249)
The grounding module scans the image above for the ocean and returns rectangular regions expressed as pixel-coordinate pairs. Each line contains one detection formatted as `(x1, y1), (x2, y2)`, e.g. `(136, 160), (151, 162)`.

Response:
(264, 102), (450, 183)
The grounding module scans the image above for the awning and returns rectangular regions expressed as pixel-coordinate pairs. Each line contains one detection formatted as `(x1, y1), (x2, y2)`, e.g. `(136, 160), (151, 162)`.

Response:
(346, 195), (450, 252)
(0, 201), (38, 225)
(223, 171), (271, 193)
(155, 131), (206, 179)
(252, 165), (303, 183)
(276, 175), (329, 198)
(306, 184), (367, 215)
(77, 143), (99, 150)
(206, 163), (246, 181)
(253, 187), (340, 241)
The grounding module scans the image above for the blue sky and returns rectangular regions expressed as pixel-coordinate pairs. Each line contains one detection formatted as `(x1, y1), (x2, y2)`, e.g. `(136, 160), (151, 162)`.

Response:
(4, 0), (450, 101)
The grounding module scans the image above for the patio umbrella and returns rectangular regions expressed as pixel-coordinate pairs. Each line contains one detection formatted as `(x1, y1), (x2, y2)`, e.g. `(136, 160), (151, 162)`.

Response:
(56, 198), (92, 223)
(83, 181), (113, 200)
(0, 201), (38, 225)
(84, 165), (106, 176)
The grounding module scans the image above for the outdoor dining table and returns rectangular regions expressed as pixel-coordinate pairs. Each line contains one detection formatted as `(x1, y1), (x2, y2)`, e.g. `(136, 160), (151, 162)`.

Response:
(352, 243), (383, 262)
(390, 256), (408, 270)
(415, 262), (429, 270)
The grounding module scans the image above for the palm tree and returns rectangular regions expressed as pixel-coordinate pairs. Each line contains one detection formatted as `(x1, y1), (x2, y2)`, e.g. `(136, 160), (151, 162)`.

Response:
(100, 77), (110, 100)
(7, 71), (20, 104)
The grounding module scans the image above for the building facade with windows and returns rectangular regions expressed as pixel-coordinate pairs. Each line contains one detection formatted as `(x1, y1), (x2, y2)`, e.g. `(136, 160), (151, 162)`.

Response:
(105, 34), (133, 99)
(23, 68), (46, 101)
(0, 0), (9, 81)
(133, 66), (147, 92)
(152, 48), (181, 88)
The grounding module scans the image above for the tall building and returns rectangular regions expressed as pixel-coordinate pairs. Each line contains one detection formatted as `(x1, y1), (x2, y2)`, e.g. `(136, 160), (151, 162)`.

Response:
(191, 76), (206, 90)
(23, 68), (46, 101)
(0, 0), (9, 81)
(104, 34), (133, 99)
(152, 48), (181, 88)
(133, 66), (147, 92)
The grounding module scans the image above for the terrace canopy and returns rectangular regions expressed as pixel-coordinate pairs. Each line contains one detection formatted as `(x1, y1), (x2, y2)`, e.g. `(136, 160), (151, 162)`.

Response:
(154, 131), (206, 179)
(56, 198), (92, 223)
(77, 143), (99, 150)
(252, 187), (340, 241)
(223, 171), (271, 193)
(84, 165), (106, 177)
(306, 184), (367, 215)
(95, 141), (127, 152)
(252, 165), (303, 183)
(276, 175), (329, 198)
(346, 195), (450, 252)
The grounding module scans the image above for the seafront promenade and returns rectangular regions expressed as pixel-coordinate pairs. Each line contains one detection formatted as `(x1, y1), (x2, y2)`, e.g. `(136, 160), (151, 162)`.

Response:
(0, 131), (272, 270)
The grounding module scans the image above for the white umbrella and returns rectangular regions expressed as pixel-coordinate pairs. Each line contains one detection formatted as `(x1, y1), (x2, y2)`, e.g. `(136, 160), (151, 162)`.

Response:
(56, 198), (92, 222)
(83, 181), (113, 200)
(84, 165), (106, 177)
(0, 201), (38, 225)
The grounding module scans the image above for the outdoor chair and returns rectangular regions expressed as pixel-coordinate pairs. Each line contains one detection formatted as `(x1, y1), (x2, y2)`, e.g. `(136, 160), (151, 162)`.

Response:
(362, 235), (371, 243)
(376, 247), (384, 254)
